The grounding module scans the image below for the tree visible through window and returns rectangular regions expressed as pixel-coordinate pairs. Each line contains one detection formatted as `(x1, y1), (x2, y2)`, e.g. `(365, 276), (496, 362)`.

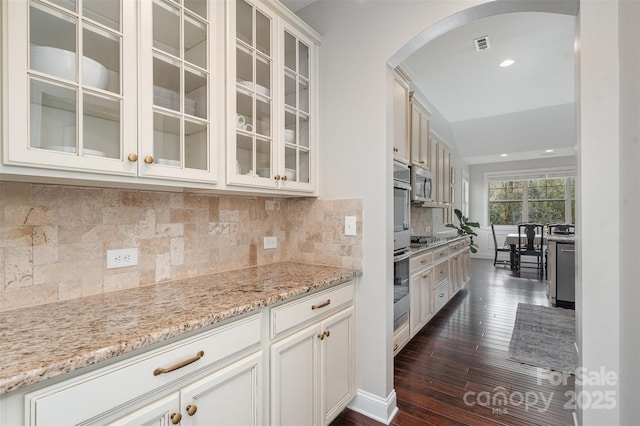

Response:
(489, 176), (575, 225)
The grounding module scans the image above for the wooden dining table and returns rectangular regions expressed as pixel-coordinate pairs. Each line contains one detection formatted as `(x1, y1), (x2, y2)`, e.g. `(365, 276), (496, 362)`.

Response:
(503, 233), (546, 270)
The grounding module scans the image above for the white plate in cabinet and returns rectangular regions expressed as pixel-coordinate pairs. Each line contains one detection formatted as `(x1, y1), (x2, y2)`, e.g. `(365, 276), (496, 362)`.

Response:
(433, 280), (450, 313)
(270, 281), (353, 339)
(24, 314), (261, 426)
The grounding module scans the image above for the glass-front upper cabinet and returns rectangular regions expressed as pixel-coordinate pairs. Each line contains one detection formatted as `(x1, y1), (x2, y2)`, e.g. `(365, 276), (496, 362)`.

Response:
(4, 0), (137, 174)
(227, 0), (318, 192)
(138, 0), (222, 182)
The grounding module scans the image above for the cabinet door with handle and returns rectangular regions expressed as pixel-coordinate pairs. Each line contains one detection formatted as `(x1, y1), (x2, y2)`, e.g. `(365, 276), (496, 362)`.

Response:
(179, 351), (263, 426)
(138, 0), (222, 183)
(4, 0), (137, 175)
(109, 393), (181, 426)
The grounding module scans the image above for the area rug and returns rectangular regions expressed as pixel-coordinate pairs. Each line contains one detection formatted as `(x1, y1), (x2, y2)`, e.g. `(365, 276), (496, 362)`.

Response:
(508, 303), (576, 374)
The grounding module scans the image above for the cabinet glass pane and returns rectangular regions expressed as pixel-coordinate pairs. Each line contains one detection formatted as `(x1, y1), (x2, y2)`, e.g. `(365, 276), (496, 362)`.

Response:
(236, 133), (253, 175)
(153, 113), (181, 165)
(299, 115), (309, 148)
(49, 0), (76, 13)
(284, 31), (296, 71)
(299, 41), (309, 78)
(83, 93), (120, 159)
(256, 138), (271, 177)
(184, 14), (207, 69)
(185, 67), (206, 119)
(30, 78), (77, 152)
(30, 4), (77, 83)
(285, 146), (297, 181)
(83, 25), (117, 93)
(237, 91), (254, 133)
(255, 56), (271, 96)
(184, 0), (206, 19)
(83, 0), (119, 31)
(284, 110), (296, 144)
(299, 80), (309, 113)
(236, 0), (252, 46)
(153, 0), (180, 57)
(185, 121), (207, 170)
(256, 98), (270, 137)
(236, 47), (253, 87)
(284, 73), (295, 108)
(299, 150), (309, 183)
(153, 55), (181, 112)
(255, 11), (270, 56)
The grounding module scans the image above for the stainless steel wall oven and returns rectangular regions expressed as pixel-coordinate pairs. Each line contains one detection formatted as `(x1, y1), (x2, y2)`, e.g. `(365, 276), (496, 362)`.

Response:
(393, 162), (411, 331)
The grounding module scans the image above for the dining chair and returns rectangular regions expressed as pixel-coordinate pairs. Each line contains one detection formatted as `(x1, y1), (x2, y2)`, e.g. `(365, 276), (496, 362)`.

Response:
(515, 223), (544, 277)
(491, 223), (510, 267)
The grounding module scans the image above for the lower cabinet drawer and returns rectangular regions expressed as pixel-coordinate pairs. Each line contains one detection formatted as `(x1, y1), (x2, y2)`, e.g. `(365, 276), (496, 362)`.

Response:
(393, 321), (410, 357)
(433, 260), (449, 285)
(433, 281), (450, 313)
(25, 314), (262, 426)
(270, 281), (354, 339)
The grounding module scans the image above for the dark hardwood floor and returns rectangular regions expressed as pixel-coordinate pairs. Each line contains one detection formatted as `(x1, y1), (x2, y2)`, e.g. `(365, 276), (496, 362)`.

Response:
(332, 258), (575, 426)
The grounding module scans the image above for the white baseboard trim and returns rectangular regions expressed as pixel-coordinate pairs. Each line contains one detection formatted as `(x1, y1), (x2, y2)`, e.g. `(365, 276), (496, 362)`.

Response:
(347, 388), (398, 425)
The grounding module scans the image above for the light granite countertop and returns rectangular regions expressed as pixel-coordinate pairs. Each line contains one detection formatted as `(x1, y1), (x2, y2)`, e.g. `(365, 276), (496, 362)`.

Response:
(546, 235), (576, 243)
(0, 261), (361, 395)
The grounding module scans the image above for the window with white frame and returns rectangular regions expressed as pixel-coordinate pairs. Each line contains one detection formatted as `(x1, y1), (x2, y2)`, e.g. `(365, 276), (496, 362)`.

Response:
(487, 170), (575, 225)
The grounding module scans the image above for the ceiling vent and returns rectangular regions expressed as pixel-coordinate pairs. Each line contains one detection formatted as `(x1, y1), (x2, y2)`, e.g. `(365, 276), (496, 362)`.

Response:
(474, 36), (490, 51)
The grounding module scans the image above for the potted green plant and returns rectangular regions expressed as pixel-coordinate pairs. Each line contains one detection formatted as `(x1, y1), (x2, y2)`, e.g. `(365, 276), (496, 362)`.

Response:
(446, 208), (480, 253)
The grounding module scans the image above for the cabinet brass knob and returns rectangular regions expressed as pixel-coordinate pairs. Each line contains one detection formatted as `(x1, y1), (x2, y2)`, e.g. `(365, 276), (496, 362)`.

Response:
(274, 175), (281, 180)
(394, 343), (398, 351)
(144, 155), (154, 164)
(170, 413), (182, 425)
(127, 153), (138, 162)
(324, 330), (330, 338)
(282, 175), (287, 181)
(318, 333), (325, 340)
(186, 404), (198, 416)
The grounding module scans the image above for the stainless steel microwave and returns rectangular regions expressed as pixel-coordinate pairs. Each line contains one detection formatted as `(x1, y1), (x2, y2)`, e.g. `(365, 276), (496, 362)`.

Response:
(410, 165), (433, 203)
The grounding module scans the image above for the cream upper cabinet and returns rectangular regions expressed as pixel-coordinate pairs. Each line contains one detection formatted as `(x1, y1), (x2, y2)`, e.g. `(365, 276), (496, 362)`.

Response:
(392, 71), (410, 164)
(4, 0), (137, 175)
(137, 0), (223, 183)
(227, 0), (319, 193)
(409, 96), (430, 169)
(3, 0), (223, 183)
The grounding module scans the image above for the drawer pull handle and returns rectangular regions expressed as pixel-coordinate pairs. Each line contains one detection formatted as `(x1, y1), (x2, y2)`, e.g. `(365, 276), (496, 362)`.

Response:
(394, 343), (399, 351)
(420, 260), (427, 264)
(153, 350), (204, 376)
(439, 293), (445, 298)
(311, 299), (331, 310)
(170, 413), (182, 425)
(187, 404), (198, 416)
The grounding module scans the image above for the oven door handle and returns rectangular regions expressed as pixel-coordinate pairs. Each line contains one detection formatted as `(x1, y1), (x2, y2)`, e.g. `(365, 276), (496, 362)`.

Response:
(394, 252), (411, 262)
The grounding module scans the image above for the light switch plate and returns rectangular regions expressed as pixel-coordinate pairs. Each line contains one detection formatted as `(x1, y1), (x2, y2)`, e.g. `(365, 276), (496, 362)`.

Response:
(264, 236), (277, 249)
(345, 216), (357, 236)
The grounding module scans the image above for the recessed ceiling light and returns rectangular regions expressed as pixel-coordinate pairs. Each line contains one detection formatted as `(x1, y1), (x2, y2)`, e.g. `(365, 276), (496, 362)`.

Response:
(499, 59), (515, 67)
(545, 149), (555, 153)
(500, 153), (508, 157)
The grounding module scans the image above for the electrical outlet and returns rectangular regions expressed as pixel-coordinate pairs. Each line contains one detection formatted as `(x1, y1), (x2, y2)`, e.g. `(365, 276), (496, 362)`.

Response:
(345, 216), (357, 236)
(107, 248), (139, 269)
(264, 236), (277, 249)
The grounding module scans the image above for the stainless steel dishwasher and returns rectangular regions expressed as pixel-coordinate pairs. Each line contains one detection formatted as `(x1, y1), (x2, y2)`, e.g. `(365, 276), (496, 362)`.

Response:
(556, 242), (575, 307)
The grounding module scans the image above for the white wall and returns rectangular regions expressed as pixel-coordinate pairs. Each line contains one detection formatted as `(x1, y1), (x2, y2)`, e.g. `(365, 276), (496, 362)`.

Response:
(297, 1), (482, 422)
(618, 1), (640, 423)
(299, 0), (635, 424)
(578, 2), (621, 424)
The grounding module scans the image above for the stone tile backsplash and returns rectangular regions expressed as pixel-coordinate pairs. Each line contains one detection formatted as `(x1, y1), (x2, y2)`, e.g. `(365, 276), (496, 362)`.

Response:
(0, 182), (362, 312)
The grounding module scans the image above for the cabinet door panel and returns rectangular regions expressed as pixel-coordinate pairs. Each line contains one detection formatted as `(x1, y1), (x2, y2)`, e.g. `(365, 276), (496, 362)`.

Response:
(322, 307), (355, 424)
(180, 351), (263, 426)
(271, 324), (320, 426)
(109, 394), (180, 426)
